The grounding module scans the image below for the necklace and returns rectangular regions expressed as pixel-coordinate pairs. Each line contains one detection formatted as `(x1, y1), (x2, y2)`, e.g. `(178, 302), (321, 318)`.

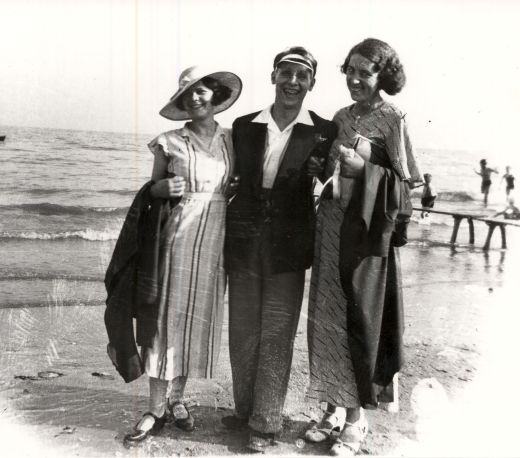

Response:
(352, 100), (384, 121)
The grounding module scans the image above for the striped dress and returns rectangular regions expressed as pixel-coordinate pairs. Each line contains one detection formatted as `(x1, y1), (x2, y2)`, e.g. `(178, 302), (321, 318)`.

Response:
(143, 124), (233, 380)
(307, 102), (416, 408)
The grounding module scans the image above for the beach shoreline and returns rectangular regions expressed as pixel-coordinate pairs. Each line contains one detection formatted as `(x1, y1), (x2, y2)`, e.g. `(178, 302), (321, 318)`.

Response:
(2, 236), (520, 457)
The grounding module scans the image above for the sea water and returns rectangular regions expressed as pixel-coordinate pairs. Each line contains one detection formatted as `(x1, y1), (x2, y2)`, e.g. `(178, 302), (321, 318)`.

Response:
(0, 124), (516, 307)
(0, 126), (151, 307)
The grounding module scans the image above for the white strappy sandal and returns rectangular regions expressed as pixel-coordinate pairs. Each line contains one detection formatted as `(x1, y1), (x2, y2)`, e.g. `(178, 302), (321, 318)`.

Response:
(329, 411), (368, 457)
(305, 408), (346, 443)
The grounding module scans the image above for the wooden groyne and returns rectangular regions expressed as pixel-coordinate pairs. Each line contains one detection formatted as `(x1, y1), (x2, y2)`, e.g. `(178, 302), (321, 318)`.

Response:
(412, 207), (520, 250)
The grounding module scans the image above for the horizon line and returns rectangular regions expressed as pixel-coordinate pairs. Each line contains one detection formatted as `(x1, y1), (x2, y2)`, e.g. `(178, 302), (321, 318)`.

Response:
(0, 123), (485, 156)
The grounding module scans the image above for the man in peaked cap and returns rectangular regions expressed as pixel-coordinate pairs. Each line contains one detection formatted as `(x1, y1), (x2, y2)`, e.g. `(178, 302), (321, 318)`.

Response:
(223, 46), (337, 452)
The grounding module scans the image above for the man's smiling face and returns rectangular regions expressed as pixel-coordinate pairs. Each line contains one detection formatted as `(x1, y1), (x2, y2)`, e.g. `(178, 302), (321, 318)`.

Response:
(271, 61), (315, 110)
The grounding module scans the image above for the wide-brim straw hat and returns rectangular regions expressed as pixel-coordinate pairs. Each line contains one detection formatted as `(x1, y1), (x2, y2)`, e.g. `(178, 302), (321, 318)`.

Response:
(159, 66), (242, 121)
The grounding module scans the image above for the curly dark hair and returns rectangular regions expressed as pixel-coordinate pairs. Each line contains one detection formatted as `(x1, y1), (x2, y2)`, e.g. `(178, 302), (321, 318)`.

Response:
(340, 38), (406, 95)
(175, 76), (232, 110)
(273, 46), (318, 76)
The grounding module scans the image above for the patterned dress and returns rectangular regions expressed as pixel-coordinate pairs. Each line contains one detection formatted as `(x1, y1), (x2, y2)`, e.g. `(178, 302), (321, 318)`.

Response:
(307, 102), (415, 408)
(143, 124), (233, 380)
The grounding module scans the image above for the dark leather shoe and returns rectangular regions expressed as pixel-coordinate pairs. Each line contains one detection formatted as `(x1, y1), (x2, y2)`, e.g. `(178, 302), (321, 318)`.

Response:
(123, 412), (166, 446)
(221, 415), (249, 430)
(247, 430), (275, 453)
(169, 401), (195, 432)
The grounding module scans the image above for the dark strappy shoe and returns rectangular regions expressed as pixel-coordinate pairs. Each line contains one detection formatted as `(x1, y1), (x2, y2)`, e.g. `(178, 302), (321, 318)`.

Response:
(169, 401), (195, 432)
(123, 411), (167, 446)
(247, 429), (275, 453)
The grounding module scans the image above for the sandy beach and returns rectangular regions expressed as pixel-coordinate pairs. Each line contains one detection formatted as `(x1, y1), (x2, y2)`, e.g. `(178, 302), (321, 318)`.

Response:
(2, 0), (520, 455)
(2, 222), (520, 458)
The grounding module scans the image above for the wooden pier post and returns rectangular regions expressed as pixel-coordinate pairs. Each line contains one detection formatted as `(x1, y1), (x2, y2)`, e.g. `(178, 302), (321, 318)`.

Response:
(468, 218), (475, 244)
(483, 223), (496, 251)
(482, 222), (497, 251)
(450, 216), (462, 245)
(499, 224), (507, 249)
(412, 207), (519, 250)
(483, 221), (508, 251)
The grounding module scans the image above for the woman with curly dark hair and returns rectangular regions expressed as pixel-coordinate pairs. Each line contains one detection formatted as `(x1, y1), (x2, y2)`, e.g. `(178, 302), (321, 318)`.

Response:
(305, 38), (422, 456)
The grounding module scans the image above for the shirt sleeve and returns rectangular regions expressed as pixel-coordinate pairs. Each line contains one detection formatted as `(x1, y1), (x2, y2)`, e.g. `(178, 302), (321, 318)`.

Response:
(147, 133), (170, 157)
(401, 117), (423, 185)
(385, 112), (423, 186)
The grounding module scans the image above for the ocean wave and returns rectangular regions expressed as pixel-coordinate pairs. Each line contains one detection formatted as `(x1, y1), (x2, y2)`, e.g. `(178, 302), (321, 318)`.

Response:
(2, 148), (36, 153)
(97, 189), (137, 196)
(0, 228), (119, 241)
(23, 188), (136, 197)
(0, 272), (103, 282)
(1, 298), (104, 309)
(410, 217), (453, 227)
(63, 141), (129, 152)
(0, 202), (128, 216)
(26, 188), (65, 196)
(437, 191), (475, 202)
(87, 145), (129, 152)
(411, 190), (476, 202)
(405, 239), (457, 248)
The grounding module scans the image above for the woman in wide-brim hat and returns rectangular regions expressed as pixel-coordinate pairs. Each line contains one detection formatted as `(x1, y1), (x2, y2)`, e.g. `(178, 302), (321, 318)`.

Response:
(123, 66), (241, 446)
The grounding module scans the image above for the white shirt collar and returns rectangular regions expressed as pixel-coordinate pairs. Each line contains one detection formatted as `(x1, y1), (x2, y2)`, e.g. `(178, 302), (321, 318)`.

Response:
(252, 105), (314, 132)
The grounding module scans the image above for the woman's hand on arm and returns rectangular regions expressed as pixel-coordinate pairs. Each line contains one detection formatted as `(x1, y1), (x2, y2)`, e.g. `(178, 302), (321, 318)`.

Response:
(307, 156), (326, 177)
(149, 152), (186, 198)
(225, 175), (240, 199)
(151, 176), (186, 198)
(339, 145), (365, 178)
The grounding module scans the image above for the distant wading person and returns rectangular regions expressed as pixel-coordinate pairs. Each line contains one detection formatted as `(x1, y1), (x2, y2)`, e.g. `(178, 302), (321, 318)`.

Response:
(104, 66), (242, 446)
(494, 196), (520, 220)
(420, 173), (437, 218)
(475, 159), (498, 206)
(305, 38), (422, 457)
(501, 166), (515, 198)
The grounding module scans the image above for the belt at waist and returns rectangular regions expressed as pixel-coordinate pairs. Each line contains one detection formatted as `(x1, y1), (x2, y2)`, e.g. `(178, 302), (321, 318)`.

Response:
(182, 192), (226, 202)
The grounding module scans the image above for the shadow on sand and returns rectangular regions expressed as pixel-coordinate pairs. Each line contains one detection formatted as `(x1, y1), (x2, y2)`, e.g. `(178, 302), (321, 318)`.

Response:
(9, 379), (330, 455)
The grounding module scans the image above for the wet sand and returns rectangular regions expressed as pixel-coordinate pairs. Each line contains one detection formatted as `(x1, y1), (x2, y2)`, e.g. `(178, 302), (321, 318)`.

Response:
(1, 225), (520, 457)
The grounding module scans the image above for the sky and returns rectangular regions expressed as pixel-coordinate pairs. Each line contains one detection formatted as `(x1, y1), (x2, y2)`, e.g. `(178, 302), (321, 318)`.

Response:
(1, 0), (520, 164)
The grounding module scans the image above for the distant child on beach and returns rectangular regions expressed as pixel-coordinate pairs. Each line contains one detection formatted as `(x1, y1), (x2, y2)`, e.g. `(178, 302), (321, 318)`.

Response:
(500, 166), (515, 198)
(494, 197), (520, 220)
(420, 173), (437, 218)
(474, 159), (498, 207)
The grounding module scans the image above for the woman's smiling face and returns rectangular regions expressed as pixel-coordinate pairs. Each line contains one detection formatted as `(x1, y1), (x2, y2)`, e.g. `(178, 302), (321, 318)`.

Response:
(181, 82), (215, 120)
(345, 53), (380, 104)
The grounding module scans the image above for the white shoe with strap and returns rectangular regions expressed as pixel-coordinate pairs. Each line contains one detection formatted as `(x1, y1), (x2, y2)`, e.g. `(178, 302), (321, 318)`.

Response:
(329, 411), (368, 457)
(305, 407), (346, 443)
